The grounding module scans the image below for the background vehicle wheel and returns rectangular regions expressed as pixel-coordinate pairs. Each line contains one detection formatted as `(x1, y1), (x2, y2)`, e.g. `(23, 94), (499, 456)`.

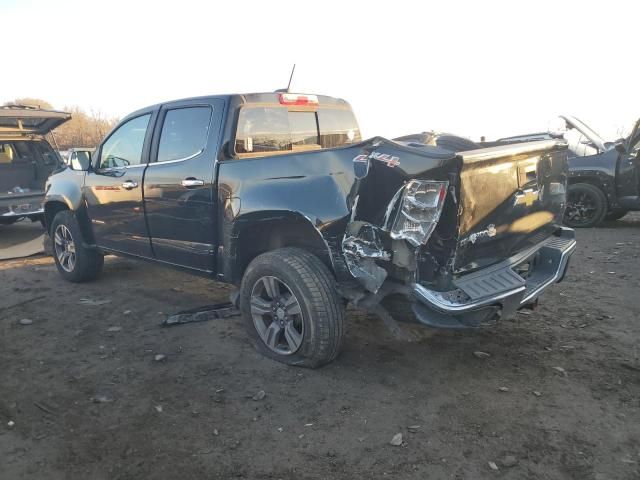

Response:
(51, 210), (104, 282)
(563, 183), (607, 228)
(604, 209), (628, 221)
(240, 247), (344, 368)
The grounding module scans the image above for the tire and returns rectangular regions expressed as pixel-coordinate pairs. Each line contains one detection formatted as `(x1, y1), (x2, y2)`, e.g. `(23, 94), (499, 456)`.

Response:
(604, 209), (628, 221)
(51, 210), (104, 282)
(563, 183), (607, 228)
(240, 247), (344, 368)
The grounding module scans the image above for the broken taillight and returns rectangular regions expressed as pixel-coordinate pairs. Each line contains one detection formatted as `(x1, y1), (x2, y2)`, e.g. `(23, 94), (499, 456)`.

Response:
(388, 180), (448, 246)
(278, 93), (319, 106)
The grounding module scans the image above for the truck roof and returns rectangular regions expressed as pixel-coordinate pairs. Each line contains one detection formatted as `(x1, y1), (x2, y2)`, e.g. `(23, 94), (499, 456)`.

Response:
(122, 92), (352, 121)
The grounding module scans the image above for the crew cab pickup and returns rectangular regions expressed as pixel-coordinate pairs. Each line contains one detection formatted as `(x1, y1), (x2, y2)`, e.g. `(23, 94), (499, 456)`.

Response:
(1, 105), (70, 225)
(44, 92), (576, 367)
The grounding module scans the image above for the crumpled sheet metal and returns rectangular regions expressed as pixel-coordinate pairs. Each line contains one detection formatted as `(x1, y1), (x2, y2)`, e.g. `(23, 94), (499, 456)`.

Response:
(342, 222), (391, 293)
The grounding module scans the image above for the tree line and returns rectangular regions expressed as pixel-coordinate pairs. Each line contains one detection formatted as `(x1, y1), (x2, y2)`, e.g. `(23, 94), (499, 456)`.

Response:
(4, 98), (118, 150)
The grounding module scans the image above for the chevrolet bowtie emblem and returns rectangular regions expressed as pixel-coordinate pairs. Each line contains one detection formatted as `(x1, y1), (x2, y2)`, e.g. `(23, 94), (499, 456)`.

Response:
(515, 189), (539, 207)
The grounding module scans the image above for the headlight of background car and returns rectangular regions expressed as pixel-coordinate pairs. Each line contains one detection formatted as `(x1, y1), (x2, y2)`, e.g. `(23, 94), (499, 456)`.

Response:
(389, 180), (448, 246)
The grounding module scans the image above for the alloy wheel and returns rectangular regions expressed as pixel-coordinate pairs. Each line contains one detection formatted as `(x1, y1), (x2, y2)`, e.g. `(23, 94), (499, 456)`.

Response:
(250, 276), (304, 355)
(54, 224), (76, 272)
(565, 190), (599, 226)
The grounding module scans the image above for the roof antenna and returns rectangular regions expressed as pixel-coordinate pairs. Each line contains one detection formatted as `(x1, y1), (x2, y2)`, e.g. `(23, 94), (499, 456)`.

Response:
(287, 64), (296, 92)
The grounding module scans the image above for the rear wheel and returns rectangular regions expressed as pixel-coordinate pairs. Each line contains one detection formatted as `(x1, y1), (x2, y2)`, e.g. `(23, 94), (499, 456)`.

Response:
(240, 247), (344, 368)
(51, 210), (104, 282)
(604, 209), (628, 221)
(564, 183), (607, 228)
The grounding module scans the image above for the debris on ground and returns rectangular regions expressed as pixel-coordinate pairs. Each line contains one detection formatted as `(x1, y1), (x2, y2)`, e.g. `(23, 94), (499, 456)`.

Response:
(162, 302), (240, 327)
(78, 298), (111, 306)
(33, 401), (56, 415)
(123, 310), (132, 315)
(154, 354), (166, 362)
(252, 390), (266, 401)
(213, 429), (219, 436)
(91, 395), (112, 403)
(18, 318), (33, 325)
(154, 405), (163, 413)
(488, 461), (499, 471)
(473, 351), (490, 359)
(553, 366), (568, 376)
(106, 326), (122, 332)
(390, 433), (403, 446)
(501, 455), (518, 467)
(7, 420), (15, 428)
(498, 386), (509, 392)
(407, 425), (421, 433)
(532, 390), (542, 397)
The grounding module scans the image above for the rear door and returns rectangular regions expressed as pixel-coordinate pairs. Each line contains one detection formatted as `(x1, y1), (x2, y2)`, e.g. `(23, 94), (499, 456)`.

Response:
(143, 98), (224, 272)
(84, 110), (156, 258)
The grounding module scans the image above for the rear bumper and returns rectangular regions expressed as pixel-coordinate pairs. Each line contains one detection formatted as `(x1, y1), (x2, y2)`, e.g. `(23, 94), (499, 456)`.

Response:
(0, 195), (44, 219)
(411, 227), (576, 328)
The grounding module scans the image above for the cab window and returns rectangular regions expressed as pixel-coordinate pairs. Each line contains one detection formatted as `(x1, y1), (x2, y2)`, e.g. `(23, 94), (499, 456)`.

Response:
(99, 114), (151, 169)
(235, 107), (291, 154)
(234, 106), (361, 157)
(157, 107), (212, 162)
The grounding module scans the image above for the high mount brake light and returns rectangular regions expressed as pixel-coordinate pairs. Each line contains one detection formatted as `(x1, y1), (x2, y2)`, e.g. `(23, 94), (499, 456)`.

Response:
(279, 93), (319, 106)
(389, 180), (449, 247)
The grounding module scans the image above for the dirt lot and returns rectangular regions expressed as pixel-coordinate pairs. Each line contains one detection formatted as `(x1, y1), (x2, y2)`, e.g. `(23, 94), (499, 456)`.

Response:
(1, 215), (639, 480)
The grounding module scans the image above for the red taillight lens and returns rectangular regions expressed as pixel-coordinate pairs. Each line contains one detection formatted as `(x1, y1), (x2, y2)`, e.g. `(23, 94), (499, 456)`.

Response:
(279, 93), (319, 106)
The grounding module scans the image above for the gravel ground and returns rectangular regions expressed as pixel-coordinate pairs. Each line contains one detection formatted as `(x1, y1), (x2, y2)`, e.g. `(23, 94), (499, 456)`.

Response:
(1, 214), (639, 479)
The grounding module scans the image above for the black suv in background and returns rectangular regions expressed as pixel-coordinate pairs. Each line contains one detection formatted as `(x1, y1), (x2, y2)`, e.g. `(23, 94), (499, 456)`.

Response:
(0, 105), (70, 225)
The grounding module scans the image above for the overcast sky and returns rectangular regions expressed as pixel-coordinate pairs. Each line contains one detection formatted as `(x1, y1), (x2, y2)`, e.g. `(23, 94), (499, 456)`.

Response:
(2, 0), (638, 140)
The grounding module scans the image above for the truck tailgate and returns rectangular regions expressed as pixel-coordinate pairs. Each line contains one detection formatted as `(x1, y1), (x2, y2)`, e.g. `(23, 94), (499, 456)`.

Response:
(454, 140), (568, 273)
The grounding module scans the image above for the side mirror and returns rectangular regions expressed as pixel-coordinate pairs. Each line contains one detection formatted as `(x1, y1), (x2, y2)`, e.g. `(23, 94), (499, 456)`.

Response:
(615, 142), (627, 154)
(70, 151), (92, 171)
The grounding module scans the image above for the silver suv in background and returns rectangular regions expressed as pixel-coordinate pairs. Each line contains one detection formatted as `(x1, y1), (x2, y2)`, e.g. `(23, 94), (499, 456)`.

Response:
(0, 105), (70, 225)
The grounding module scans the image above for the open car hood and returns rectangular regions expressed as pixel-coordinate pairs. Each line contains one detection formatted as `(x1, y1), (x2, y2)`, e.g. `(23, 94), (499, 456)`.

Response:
(560, 115), (607, 152)
(0, 106), (71, 136)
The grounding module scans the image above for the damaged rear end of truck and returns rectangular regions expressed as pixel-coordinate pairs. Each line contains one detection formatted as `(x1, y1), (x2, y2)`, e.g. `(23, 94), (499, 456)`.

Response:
(221, 131), (575, 335)
(338, 137), (575, 328)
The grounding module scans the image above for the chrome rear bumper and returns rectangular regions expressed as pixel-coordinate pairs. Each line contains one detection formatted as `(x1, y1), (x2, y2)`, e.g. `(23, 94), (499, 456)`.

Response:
(411, 227), (576, 327)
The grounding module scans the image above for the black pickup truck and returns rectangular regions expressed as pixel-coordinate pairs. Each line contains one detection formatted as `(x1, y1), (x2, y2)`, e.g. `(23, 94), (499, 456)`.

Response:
(44, 92), (576, 367)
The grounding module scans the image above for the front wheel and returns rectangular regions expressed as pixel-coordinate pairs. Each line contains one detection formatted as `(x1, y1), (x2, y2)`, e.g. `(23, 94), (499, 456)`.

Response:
(51, 210), (104, 282)
(240, 248), (344, 368)
(563, 183), (607, 228)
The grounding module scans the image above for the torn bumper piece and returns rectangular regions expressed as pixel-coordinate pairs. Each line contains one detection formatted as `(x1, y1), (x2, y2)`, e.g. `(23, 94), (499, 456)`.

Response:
(410, 227), (576, 328)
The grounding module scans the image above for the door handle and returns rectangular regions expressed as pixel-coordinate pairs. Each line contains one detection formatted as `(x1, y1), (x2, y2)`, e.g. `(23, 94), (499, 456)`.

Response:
(181, 178), (205, 188)
(121, 180), (138, 190)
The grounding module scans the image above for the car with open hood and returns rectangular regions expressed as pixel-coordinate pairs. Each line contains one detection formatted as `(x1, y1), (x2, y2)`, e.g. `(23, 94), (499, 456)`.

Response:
(0, 105), (71, 225)
(495, 116), (640, 227)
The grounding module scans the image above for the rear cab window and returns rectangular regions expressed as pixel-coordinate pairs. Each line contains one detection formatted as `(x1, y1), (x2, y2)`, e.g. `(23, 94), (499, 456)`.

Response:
(234, 97), (361, 158)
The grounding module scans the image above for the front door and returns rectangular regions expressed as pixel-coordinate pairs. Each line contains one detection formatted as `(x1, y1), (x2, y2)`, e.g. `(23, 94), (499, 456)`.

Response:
(143, 98), (224, 271)
(84, 111), (156, 257)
